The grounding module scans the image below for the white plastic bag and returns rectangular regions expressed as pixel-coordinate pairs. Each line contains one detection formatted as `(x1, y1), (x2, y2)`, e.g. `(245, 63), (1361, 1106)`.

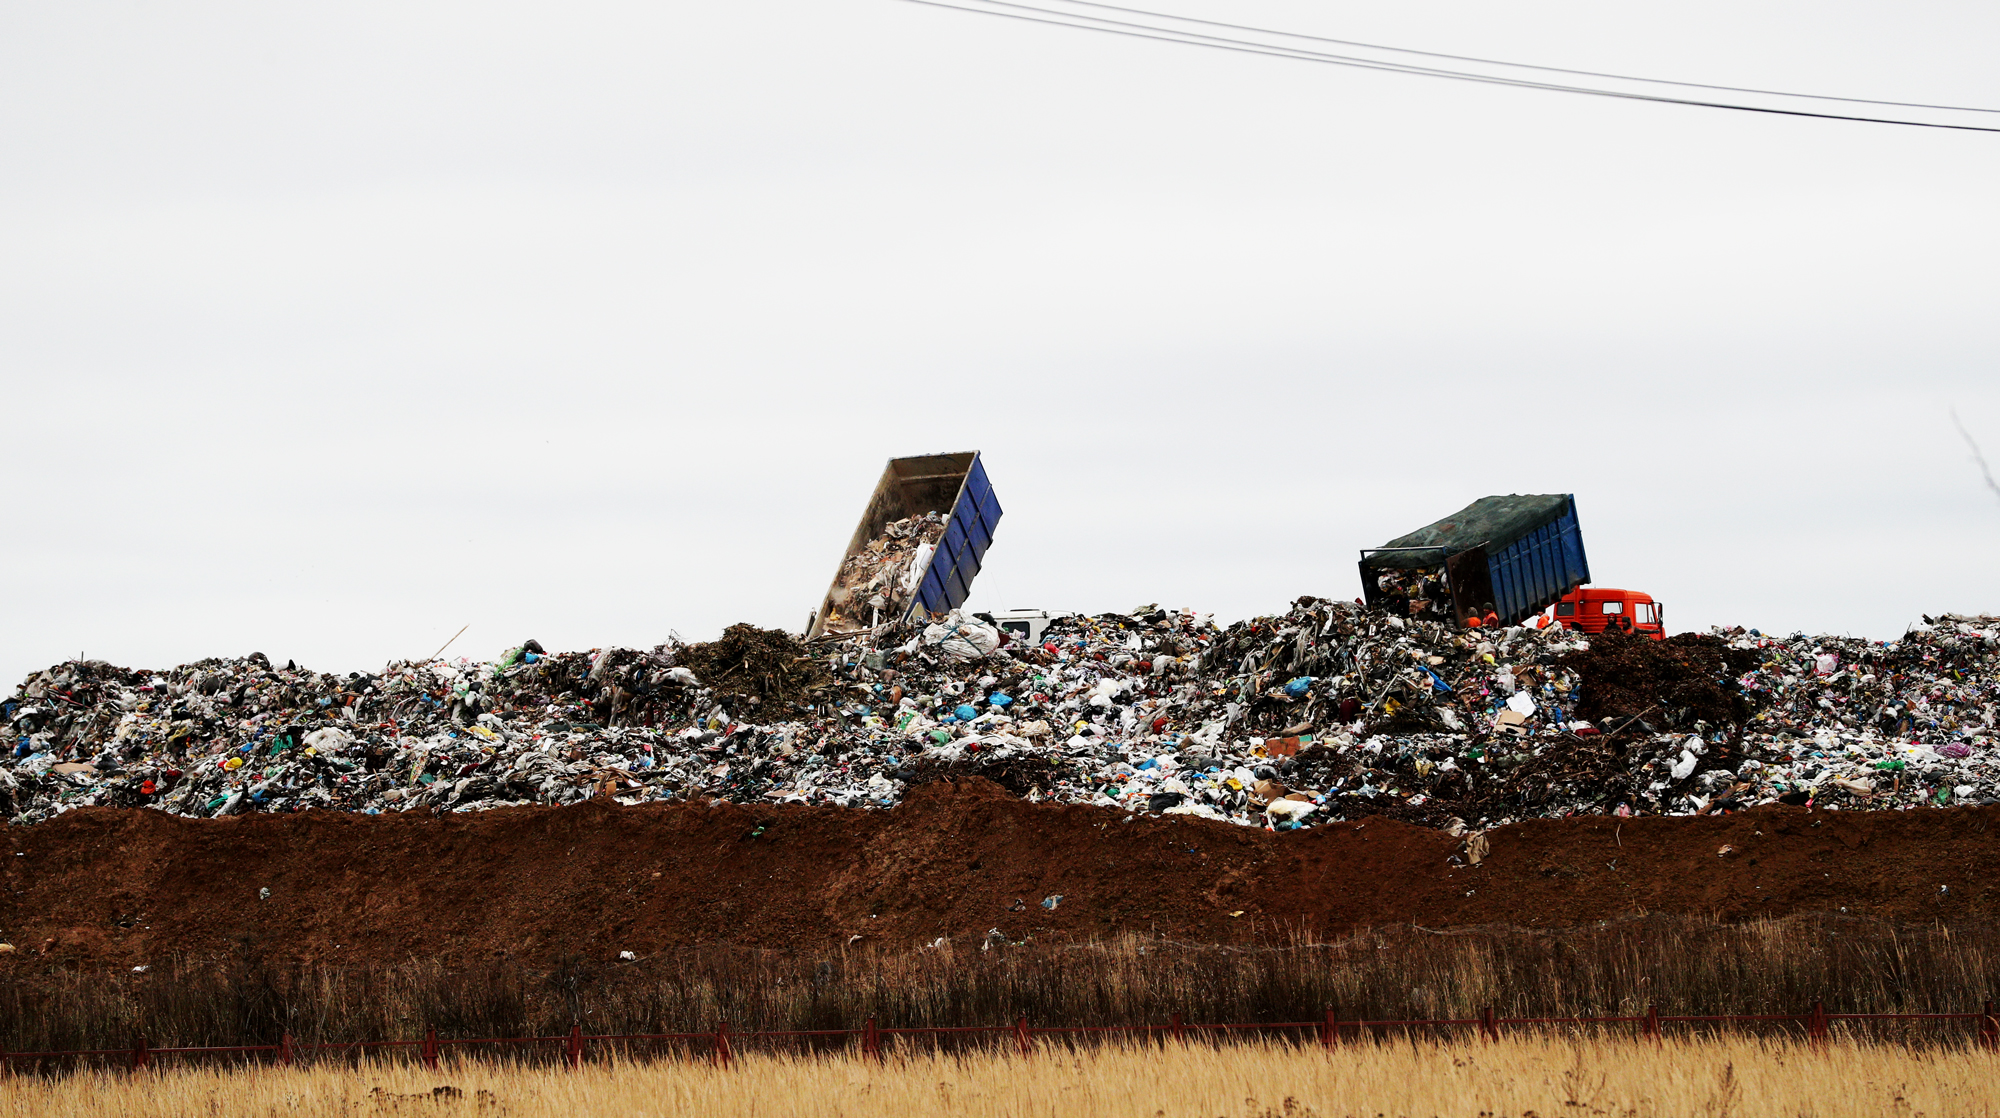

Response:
(903, 541), (935, 593)
(922, 611), (1001, 662)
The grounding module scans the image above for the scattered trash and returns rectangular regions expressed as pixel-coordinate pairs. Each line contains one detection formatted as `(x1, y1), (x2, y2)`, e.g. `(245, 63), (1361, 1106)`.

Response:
(258, 887), (270, 901)
(1040, 895), (1062, 911)
(1464, 832), (1491, 866)
(2, 602), (1994, 832)
(618, 950), (636, 961)
(1265, 798), (1316, 829)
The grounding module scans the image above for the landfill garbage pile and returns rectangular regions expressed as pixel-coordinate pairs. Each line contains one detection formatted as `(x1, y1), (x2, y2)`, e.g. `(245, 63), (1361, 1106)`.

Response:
(819, 513), (946, 635)
(3, 602), (1996, 830)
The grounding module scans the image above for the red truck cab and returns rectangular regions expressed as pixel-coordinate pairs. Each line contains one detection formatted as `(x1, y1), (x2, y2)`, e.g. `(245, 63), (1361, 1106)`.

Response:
(1549, 587), (1665, 639)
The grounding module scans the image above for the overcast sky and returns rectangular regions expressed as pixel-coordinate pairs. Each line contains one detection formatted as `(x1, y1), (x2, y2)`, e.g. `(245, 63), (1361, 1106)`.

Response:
(4, 0), (1998, 684)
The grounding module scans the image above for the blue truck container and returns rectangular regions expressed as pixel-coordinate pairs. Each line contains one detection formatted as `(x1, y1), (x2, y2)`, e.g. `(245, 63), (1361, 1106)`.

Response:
(1358, 494), (1589, 626)
(807, 452), (1002, 637)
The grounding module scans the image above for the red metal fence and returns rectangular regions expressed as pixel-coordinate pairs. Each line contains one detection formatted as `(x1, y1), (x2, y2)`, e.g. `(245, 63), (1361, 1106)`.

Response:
(5, 1003), (1998, 1072)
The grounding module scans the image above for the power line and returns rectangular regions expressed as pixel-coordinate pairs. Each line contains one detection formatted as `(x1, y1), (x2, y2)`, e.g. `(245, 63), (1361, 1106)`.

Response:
(1052, 0), (2000, 116)
(901, 0), (2000, 133)
(925, 0), (2000, 128)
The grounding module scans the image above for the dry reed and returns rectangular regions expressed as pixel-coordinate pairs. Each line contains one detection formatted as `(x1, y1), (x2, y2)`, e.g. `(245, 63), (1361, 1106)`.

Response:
(4, 913), (1997, 1055)
(2, 1036), (1994, 1118)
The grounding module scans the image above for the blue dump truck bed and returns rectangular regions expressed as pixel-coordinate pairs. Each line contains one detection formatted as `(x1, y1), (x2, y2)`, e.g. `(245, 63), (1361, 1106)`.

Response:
(1358, 494), (1589, 627)
(807, 452), (1002, 638)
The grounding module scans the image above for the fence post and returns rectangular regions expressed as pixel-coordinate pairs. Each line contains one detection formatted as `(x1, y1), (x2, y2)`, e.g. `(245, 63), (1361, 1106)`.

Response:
(1982, 1002), (1998, 1052)
(1171, 1012), (1184, 1045)
(566, 1024), (585, 1070)
(1015, 1014), (1031, 1057)
(1645, 1004), (1661, 1047)
(279, 1032), (294, 1067)
(1808, 1001), (1827, 1046)
(713, 1021), (731, 1069)
(1321, 1009), (1337, 1050)
(862, 1016), (880, 1063)
(422, 1026), (439, 1071)
(132, 1035), (149, 1072)
(1480, 1006), (1498, 1044)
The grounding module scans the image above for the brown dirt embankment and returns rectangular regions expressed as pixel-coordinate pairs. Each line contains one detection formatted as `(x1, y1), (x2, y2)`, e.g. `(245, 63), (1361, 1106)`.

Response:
(1, 779), (1994, 971)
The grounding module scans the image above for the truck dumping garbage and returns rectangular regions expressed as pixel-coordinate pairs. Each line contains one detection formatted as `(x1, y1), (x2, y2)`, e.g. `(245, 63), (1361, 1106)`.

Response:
(1361, 494), (1593, 627)
(4, 600), (1995, 830)
(808, 452), (1002, 638)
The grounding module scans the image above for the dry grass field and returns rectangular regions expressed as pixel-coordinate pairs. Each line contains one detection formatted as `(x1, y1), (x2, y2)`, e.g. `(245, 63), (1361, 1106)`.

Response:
(3, 1037), (1995, 1118)
(9, 915), (2000, 1053)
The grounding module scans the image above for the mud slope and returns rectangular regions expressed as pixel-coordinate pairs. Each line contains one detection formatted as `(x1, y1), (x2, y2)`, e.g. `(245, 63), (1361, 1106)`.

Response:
(2, 779), (1995, 970)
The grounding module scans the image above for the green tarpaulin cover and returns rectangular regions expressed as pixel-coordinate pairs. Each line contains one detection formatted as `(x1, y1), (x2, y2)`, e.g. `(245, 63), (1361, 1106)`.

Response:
(1361, 494), (1571, 571)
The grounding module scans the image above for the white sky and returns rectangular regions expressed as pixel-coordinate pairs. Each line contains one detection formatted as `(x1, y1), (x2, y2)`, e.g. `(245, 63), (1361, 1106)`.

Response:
(4, 0), (1998, 684)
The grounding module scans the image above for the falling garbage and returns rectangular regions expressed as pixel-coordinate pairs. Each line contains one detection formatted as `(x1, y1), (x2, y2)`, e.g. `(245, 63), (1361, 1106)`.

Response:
(808, 452), (1002, 638)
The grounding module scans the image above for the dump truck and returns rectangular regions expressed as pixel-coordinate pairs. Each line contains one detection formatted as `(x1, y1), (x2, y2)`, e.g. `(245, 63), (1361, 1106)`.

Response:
(1359, 494), (1593, 628)
(806, 452), (1003, 638)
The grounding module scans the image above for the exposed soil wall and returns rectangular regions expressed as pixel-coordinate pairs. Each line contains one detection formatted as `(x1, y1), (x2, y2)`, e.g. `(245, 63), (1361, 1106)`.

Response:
(3, 779), (1994, 971)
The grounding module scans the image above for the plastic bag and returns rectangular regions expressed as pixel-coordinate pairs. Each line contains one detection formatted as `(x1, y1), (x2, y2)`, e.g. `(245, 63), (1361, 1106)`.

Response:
(922, 611), (1001, 662)
(903, 542), (935, 594)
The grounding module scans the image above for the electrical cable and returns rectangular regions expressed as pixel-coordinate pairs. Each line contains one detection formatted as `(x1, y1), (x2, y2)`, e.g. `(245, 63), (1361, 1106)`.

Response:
(900, 0), (2000, 133)
(1050, 0), (2000, 115)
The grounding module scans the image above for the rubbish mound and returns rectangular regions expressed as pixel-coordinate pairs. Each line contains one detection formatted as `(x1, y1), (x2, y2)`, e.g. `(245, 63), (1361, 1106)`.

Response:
(1560, 631), (1759, 734)
(675, 625), (835, 707)
(2, 600), (1995, 830)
